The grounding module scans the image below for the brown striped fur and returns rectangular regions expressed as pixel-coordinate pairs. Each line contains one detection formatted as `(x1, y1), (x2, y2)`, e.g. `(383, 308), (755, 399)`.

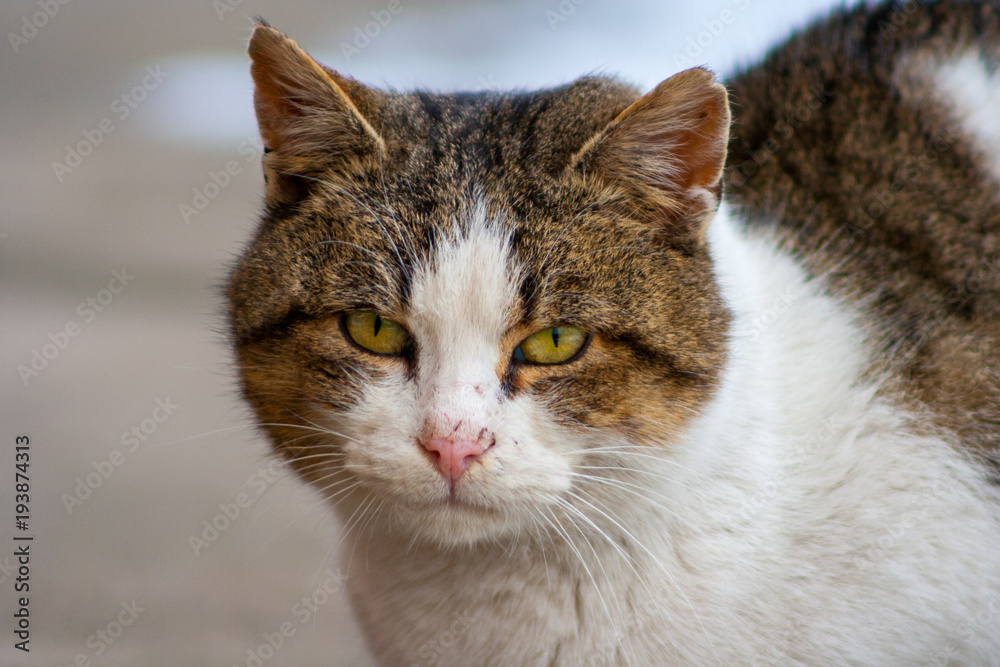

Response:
(725, 0), (1000, 473)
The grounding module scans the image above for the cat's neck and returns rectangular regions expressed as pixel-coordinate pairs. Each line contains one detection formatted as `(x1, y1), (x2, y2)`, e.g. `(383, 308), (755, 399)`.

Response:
(681, 203), (874, 489)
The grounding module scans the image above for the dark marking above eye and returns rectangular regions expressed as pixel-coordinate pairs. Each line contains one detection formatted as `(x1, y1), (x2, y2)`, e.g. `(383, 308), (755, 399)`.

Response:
(234, 305), (310, 346)
(613, 331), (695, 381)
(517, 270), (540, 321)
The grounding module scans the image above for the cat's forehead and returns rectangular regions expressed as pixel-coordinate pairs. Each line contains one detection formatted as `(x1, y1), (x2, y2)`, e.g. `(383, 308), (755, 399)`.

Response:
(294, 137), (673, 337)
(409, 201), (514, 304)
(307, 177), (629, 320)
(299, 78), (650, 288)
(406, 202), (519, 373)
(384, 77), (640, 166)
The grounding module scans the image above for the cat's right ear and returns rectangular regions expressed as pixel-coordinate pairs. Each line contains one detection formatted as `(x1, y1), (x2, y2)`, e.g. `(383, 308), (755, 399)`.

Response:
(248, 20), (386, 204)
(567, 68), (730, 244)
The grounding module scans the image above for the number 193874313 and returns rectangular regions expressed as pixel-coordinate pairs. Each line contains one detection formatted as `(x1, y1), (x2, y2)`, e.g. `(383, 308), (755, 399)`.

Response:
(15, 436), (29, 528)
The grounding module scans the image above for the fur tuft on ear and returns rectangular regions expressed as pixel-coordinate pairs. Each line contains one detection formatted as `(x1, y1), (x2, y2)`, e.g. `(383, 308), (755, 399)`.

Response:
(568, 68), (731, 239)
(248, 20), (386, 203)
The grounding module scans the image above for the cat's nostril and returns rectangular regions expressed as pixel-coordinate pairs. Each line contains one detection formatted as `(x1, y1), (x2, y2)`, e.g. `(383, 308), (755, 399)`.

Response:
(421, 436), (489, 489)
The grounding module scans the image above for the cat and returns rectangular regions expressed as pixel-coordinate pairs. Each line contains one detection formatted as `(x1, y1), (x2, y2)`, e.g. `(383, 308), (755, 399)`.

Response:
(227, 2), (1000, 665)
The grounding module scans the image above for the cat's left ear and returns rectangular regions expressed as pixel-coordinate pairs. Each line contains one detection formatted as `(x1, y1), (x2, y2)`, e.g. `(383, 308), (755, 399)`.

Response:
(568, 68), (730, 239)
(247, 21), (387, 204)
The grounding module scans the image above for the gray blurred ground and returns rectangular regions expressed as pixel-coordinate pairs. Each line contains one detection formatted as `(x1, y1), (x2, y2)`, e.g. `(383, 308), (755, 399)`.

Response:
(0, 1), (843, 665)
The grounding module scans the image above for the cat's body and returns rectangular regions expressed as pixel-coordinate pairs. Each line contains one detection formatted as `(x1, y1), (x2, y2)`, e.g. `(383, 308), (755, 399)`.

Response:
(228, 3), (1000, 665)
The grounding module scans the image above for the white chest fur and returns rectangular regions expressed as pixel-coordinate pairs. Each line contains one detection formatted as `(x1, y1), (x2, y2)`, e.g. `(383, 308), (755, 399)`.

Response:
(338, 206), (1000, 667)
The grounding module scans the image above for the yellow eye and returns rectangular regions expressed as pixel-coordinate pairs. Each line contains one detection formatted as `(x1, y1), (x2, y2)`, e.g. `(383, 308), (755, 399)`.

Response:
(514, 325), (587, 365)
(344, 310), (410, 356)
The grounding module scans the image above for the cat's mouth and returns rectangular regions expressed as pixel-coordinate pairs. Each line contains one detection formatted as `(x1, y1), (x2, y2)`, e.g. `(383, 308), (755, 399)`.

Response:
(388, 491), (520, 545)
(401, 494), (501, 514)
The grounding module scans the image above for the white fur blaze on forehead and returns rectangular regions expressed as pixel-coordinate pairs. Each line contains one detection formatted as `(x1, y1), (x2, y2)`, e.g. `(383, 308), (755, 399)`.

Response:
(408, 204), (519, 382)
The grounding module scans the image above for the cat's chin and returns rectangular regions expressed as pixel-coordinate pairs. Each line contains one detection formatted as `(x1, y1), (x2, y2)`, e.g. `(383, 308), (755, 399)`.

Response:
(390, 497), (532, 546)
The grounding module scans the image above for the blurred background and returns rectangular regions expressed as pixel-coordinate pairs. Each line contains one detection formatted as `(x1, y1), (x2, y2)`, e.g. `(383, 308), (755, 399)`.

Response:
(1, 0), (853, 664)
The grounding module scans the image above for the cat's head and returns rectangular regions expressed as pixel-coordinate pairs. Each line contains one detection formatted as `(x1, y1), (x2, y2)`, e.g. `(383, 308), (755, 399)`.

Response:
(227, 22), (731, 546)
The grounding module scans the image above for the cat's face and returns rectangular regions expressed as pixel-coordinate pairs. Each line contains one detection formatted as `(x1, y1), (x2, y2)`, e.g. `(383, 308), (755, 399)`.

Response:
(228, 24), (731, 546)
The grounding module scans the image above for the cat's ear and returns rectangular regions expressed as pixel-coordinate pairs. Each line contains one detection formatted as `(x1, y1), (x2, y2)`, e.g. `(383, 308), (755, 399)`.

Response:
(248, 21), (386, 204)
(568, 68), (730, 240)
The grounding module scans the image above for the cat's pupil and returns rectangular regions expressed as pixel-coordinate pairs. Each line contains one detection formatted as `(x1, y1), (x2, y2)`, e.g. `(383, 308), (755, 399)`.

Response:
(551, 328), (560, 347)
(373, 315), (382, 337)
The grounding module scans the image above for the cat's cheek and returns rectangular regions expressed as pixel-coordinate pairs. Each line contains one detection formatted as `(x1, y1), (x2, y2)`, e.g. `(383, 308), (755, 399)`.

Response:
(309, 379), (432, 491)
(336, 429), (445, 502)
(341, 437), (437, 490)
(459, 437), (574, 507)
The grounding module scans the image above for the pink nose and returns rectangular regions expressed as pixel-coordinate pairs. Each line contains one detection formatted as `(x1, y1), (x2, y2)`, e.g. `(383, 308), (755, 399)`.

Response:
(421, 436), (489, 488)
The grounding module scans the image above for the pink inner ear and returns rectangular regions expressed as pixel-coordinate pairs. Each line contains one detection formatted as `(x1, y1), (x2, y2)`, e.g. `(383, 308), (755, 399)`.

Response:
(577, 68), (730, 216)
(617, 72), (729, 194)
(248, 26), (322, 149)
